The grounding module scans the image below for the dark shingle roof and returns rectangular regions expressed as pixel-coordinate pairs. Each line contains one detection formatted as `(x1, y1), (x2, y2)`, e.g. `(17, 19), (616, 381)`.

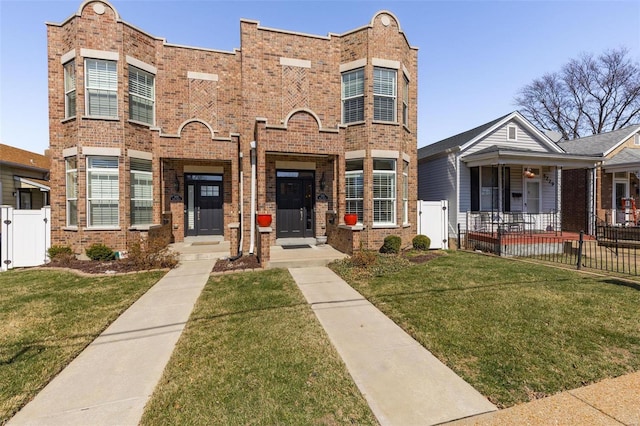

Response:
(557, 125), (640, 156)
(418, 113), (512, 159)
(0, 144), (50, 170)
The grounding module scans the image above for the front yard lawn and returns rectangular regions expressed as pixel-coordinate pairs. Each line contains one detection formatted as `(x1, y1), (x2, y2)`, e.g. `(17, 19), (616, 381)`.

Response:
(141, 269), (377, 425)
(331, 250), (640, 408)
(0, 269), (165, 423)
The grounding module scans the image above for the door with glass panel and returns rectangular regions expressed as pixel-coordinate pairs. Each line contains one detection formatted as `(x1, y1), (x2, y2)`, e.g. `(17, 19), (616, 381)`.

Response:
(276, 170), (314, 238)
(613, 174), (629, 225)
(185, 174), (223, 236)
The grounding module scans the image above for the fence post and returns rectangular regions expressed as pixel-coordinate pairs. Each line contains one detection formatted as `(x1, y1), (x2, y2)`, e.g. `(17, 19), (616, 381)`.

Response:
(576, 231), (584, 270)
(497, 227), (502, 256)
(457, 223), (461, 250)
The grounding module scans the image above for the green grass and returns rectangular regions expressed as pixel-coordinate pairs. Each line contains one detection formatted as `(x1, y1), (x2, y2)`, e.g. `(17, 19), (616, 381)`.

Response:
(0, 269), (165, 423)
(331, 250), (640, 408)
(141, 269), (377, 425)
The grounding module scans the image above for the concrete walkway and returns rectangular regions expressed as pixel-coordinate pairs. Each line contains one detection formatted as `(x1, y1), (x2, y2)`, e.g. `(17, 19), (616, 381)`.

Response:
(289, 266), (497, 426)
(9, 258), (216, 426)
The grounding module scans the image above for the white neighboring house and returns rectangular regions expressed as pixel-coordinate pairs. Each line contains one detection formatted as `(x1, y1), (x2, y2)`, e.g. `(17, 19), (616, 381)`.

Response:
(417, 111), (599, 239)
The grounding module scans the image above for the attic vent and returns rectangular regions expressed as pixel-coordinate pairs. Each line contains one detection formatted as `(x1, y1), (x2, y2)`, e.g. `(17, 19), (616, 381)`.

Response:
(507, 125), (517, 141)
(635, 134), (640, 146)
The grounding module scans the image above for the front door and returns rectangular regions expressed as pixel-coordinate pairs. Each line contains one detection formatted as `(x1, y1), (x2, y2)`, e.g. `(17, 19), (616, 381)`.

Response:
(276, 170), (314, 238)
(185, 174), (223, 236)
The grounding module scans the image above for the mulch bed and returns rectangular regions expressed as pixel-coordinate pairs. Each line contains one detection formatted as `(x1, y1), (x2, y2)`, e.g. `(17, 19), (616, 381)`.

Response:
(404, 252), (444, 264)
(41, 259), (149, 275)
(212, 255), (261, 273)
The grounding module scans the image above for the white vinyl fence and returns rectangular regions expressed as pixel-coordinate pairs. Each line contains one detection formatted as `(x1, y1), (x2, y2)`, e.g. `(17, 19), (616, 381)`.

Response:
(1, 206), (51, 271)
(417, 200), (449, 250)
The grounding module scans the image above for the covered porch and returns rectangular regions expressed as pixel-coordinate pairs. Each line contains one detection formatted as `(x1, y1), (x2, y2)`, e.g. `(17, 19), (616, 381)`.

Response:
(599, 150), (640, 227)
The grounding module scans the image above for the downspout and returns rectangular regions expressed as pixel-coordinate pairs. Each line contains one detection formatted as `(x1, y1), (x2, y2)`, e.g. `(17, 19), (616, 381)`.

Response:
(229, 150), (244, 261)
(249, 140), (257, 255)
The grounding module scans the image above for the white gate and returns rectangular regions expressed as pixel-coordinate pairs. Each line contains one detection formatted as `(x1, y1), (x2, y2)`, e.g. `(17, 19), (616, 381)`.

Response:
(417, 200), (448, 250)
(1, 206), (51, 271)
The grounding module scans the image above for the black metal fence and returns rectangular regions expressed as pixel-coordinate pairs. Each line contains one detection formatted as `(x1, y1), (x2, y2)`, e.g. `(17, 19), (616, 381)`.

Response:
(459, 224), (640, 277)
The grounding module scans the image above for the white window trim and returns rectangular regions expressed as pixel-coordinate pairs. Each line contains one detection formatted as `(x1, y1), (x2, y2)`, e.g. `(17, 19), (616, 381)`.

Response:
(373, 67), (397, 123)
(84, 58), (118, 118)
(64, 60), (76, 119)
(402, 75), (409, 127)
(480, 166), (498, 212)
(66, 157), (78, 227)
(128, 65), (155, 126)
(130, 158), (153, 226)
(635, 134), (640, 146)
(402, 160), (409, 225)
(507, 124), (518, 141)
(373, 158), (397, 226)
(86, 156), (119, 228)
(346, 159), (364, 224)
(341, 68), (365, 124)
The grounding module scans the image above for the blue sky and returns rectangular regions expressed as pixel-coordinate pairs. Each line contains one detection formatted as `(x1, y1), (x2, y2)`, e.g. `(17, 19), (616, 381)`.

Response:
(1, 0), (639, 155)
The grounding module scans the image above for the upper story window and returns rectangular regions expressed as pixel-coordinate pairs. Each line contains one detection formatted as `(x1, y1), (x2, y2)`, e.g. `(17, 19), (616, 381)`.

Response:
(85, 59), (117, 117)
(129, 66), (155, 125)
(346, 159), (364, 223)
(507, 124), (518, 141)
(63, 61), (76, 118)
(87, 156), (119, 227)
(66, 156), (78, 226)
(373, 158), (396, 225)
(374, 67), (396, 122)
(342, 68), (364, 124)
(402, 75), (409, 126)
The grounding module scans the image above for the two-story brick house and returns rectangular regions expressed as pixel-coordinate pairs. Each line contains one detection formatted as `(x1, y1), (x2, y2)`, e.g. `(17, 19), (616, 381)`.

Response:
(47, 0), (418, 259)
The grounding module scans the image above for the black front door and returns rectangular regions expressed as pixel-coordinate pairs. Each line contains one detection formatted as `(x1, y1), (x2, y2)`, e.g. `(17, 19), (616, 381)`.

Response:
(185, 174), (223, 236)
(276, 170), (314, 238)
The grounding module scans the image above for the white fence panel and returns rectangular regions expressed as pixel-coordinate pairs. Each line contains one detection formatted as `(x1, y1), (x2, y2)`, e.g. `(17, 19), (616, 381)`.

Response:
(417, 200), (449, 250)
(1, 206), (51, 271)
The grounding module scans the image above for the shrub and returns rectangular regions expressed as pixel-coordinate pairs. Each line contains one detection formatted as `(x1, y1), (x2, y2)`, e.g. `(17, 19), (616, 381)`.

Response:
(380, 235), (401, 254)
(47, 245), (75, 264)
(412, 234), (431, 251)
(350, 250), (377, 268)
(86, 243), (115, 261)
(127, 235), (179, 270)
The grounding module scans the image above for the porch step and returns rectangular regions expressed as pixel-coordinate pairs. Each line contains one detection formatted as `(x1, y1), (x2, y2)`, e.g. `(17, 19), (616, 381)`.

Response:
(170, 239), (230, 262)
(267, 244), (347, 269)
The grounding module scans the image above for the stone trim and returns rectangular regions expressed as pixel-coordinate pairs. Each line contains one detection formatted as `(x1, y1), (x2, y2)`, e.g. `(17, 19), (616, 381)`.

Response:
(371, 149), (399, 159)
(125, 55), (157, 74)
(127, 149), (152, 160)
(345, 150), (366, 160)
(339, 58), (367, 72)
(402, 152), (411, 163)
(279, 57), (311, 68)
(82, 147), (121, 156)
(61, 49), (76, 64)
(372, 58), (400, 69)
(63, 147), (78, 157)
(402, 63), (410, 80)
(80, 48), (119, 61)
(187, 71), (218, 81)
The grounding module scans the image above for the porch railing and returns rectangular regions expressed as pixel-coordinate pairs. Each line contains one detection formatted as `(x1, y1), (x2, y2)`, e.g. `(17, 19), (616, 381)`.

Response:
(466, 211), (561, 235)
(603, 209), (640, 227)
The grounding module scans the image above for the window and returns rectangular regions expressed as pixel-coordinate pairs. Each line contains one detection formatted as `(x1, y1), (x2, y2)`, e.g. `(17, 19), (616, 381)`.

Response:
(18, 190), (32, 209)
(374, 67), (396, 122)
(66, 157), (78, 226)
(64, 61), (76, 118)
(480, 166), (498, 211)
(402, 75), (409, 126)
(402, 160), (409, 224)
(346, 159), (364, 223)
(87, 156), (119, 227)
(129, 66), (155, 125)
(373, 158), (396, 224)
(342, 69), (364, 123)
(507, 124), (518, 141)
(85, 59), (117, 117)
(130, 158), (153, 225)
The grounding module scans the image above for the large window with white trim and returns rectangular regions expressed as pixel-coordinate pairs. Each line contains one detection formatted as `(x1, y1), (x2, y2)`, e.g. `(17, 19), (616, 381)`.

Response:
(373, 158), (396, 224)
(87, 156), (119, 227)
(374, 67), (396, 122)
(402, 75), (409, 126)
(346, 159), (364, 223)
(341, 68), (364, 123)
(129, 66), (155, 125)
(402, 160), (409, 224)
(66, 157), (78, 226)
(85, 59), (117, 117)
(130, 158), (153, 225)
(480, 166), (498, 211)
(64, 61), (76, 118)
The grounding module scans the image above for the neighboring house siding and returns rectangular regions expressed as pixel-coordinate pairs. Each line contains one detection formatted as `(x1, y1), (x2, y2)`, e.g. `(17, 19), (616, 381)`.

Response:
(466, 122), (550, 155)
(418, 153), (458, 235)
(458, 161), (471, 231)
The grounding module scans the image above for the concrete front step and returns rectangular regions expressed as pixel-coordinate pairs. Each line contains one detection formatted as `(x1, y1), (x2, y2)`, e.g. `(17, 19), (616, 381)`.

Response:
(179, 252), (227, 261)
(267, 245), (347, 269)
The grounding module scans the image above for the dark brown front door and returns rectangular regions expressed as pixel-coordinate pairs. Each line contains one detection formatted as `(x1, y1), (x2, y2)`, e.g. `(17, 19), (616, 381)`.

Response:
(185, 174), (223, 236)
(276, 170), (314, 238)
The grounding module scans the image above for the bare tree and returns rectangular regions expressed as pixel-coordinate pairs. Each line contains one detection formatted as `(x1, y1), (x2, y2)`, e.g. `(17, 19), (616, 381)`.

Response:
(516, 48), (640, 139)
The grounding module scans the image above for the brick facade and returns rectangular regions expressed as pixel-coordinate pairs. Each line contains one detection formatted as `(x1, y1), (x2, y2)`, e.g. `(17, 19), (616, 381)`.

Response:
(47, 1), (418, 256)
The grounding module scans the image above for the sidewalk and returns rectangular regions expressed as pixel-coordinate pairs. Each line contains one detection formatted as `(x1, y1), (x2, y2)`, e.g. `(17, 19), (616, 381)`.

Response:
(8, 258), (216, 426)
(289, 266), (497, 426)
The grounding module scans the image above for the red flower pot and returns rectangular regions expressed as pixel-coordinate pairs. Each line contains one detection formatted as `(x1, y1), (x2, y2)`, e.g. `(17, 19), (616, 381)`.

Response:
(257, 214), (272, 227)
(344, 213), (358, 226)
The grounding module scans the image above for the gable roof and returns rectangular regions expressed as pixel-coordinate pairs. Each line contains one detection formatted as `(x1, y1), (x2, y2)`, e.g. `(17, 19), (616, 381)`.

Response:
(602, 147), (640, 170)
(418, 111), (561, 160)
(557, 124), (640, 157)
(0, 144), (50, 171)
